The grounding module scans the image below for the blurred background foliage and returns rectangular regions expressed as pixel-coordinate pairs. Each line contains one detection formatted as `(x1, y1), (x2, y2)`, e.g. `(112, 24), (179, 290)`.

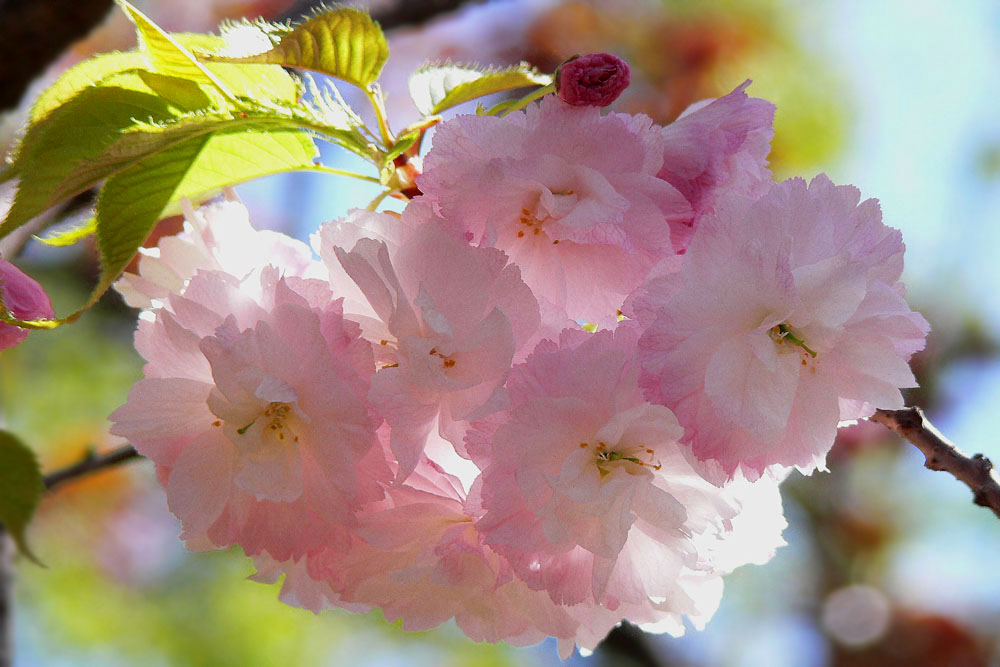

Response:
(1, 0), (999, 665)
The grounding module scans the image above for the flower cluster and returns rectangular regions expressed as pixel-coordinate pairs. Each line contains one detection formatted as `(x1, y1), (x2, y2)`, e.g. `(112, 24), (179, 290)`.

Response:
(110, 80), (927, 655)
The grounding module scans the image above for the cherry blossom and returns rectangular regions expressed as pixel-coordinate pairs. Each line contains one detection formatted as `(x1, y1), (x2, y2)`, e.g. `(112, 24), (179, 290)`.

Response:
(116, 194), (322, 309)
(658, 80), (776, 252)
(322, 204), (539, 479)
(471, 327), (787, 624)
(111, 206), (387, 560)
(638, 175), (930, 477)
(418, 96), (692, 325)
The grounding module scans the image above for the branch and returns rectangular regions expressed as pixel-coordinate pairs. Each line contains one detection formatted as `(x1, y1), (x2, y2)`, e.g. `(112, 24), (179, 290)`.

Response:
(595, 621), (663, 667)
(43, 445), (141, 492)
(871, 407), (1000, 520)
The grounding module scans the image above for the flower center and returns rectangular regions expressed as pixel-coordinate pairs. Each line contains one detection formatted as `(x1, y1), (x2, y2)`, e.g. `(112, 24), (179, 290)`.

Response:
(516, 207), (548, 239)
(580, 440), (661, 479)
(769, 323), (817, 358)
(428, 347), (456, 369)
(516, 190), (575, 246)
(235, 401), (299, 444)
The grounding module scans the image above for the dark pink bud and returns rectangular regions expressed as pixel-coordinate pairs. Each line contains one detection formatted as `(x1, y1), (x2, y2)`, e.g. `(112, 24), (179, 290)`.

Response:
(555, 53), (631, 107)
(0, 257), (54, 350)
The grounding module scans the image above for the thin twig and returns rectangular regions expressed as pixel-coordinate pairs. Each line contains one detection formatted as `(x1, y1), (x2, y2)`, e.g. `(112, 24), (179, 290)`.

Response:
(871, 407), (1000, 520)
(43, 445), (141, 492)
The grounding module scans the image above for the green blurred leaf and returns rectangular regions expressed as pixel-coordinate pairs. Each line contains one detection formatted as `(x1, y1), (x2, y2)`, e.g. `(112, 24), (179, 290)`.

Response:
(115, 0), (235, 103)
(0, 430), (44, 564)
(409, 63), (552, 116)
(36, 218), (97, 247)
(203, 7), (389, 90)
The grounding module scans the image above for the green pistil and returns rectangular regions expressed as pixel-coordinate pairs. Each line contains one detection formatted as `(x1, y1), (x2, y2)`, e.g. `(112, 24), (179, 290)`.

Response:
(600, 451), (643, 465)
(773, 323), (818, 358)
(236, 420), (256, 435)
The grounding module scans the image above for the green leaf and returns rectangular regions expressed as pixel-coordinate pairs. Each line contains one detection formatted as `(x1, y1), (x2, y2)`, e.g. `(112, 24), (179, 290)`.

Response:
(81, 129), (319, 314)
(0, 431), (44, 564)
(115, 0), (235, 102)
(409, 62), (552, 116)
(183, 31), (302, 105)
(29, 50), (148, 123)
(137, 70), (214, 111)
(384, 130), (419, 163)
(36, 218), (97, 247)
(1, 85), (181, 241)
(202, 7), (388, 90)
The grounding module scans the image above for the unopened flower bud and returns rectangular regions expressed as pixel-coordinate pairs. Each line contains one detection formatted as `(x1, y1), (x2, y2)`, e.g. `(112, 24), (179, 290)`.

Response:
(555, 53), (631, 107)
(0, 257), (54, 349)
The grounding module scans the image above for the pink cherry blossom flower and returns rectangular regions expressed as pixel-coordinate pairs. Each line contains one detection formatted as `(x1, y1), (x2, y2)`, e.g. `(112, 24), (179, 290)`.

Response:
(471, 326), (786, 623)
(657, 80), (776, 253)
(0, 257), (54, 349)
(638, 175), (930, 477)
(323, 205), (539, 480)
(111, 258), (386, 560)
(115, 193), (322, 309)
(418, 96), (692, 325)
(555, 53), (631, 107)
(253, 452), (590, 656)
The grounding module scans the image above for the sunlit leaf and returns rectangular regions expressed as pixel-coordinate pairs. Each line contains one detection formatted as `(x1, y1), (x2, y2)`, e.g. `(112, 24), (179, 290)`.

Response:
(409, 62), (552, 116)
(1, 85), (180, 240)
(183, 32), (302, 104)
(202, 7), (389, 90)
(115, 0), (235, 103)
(28, 51), (148, 123)
(0, 430), (44, 564)
(82, 129), (319, 314)
(36, 218), (97, 247)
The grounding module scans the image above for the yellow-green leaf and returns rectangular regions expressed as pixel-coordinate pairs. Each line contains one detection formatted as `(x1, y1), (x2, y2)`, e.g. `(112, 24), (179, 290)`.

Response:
(29, 50), (148, 123)
(0, 431), (44, 565)
(202, 7), (388, 90)
(409, 62), (552, 116)
(80, 129), (319, 315)
(115, 0), (235, 103)
(36, 217), (97, 247)
(1, 85), (180, 241)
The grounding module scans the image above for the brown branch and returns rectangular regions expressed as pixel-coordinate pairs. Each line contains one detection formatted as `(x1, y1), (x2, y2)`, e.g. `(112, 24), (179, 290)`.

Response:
(42, 445), (141, 492)
(871, 407), (1000, 520)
